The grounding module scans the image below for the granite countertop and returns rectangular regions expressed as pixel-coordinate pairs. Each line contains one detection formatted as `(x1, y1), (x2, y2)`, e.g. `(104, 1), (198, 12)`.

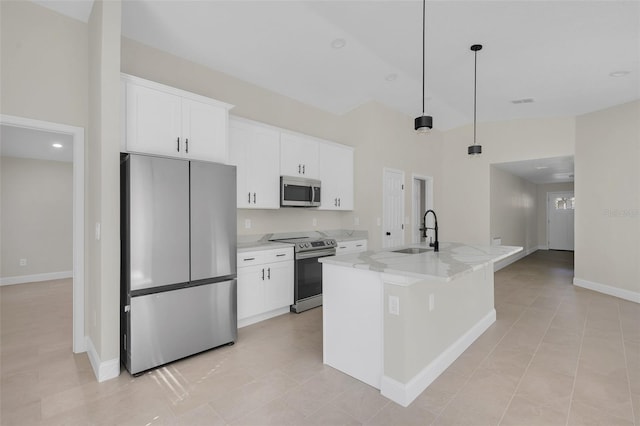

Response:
(319, 242), (522, 282)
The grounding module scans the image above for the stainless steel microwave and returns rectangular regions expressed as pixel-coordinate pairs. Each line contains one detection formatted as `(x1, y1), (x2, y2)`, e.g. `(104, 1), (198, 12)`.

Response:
(280, 176), (321, 207)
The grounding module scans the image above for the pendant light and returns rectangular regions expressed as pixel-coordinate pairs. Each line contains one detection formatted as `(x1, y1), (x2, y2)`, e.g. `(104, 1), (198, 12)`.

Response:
(414, 0), (433, 134)
(468, 44), (483, 155)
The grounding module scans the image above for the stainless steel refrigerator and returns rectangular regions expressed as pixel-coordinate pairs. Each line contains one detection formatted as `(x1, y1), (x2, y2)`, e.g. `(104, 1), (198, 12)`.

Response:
(120, 153), (237, 375)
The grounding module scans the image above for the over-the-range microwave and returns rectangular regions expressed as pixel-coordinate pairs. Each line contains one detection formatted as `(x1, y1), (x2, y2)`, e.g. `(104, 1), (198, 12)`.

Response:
(280, 176), (321, 207)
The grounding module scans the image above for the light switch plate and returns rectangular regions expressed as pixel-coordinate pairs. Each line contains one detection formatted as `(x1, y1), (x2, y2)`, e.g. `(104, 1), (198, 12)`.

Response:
(389, 295), (400, 316)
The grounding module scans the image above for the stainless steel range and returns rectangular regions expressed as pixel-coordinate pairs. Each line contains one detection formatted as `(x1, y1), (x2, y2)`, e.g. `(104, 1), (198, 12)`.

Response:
(270, 236), (336, 313)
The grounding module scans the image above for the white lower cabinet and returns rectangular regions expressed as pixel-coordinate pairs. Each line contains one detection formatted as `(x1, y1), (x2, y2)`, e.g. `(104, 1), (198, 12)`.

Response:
(237, 247), (293, 327)
(335, 239), (368, 255)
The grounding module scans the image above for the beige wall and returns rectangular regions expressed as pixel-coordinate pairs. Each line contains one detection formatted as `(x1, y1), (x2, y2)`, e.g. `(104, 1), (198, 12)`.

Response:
(575, 100), (640, 295)
(441, 117), (576, 244)
(87, 0), (122, 364)
(121, 39), (444, 251)
(489, 166), (537, 251)
(0, 157), (73, 278)
(536, 182), (574, 248)
(0, 1), (88, 127)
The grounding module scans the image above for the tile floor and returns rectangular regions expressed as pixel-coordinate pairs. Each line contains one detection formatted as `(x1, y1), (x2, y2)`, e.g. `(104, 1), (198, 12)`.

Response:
(1, 250), (639, 425)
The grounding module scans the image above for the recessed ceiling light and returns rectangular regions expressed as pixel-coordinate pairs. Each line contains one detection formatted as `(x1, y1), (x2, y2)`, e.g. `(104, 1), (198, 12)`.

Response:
(385, 73), (397, 82)
(331, 38), (346, 49)
(52, 143), (63, 148)
(609, 70), (630, 77)
(511, 98), (534, 104)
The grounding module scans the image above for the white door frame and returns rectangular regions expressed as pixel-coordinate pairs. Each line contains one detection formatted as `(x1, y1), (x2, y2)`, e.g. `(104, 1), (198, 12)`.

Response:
(382, 167), (405, 248)
(546, 190), (575, 251)
(1, 114), (85, 353)
(411, 174), (434, 244)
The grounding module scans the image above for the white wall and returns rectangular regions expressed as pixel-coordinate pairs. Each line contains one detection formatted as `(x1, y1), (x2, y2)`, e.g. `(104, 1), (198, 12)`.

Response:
(489, 166), (537, 252)
(441, 117), (575, 244)
(0, 156), (73, 279)
(121, 39), (444, 250)
(574, 100), (640, 299)
(536, 182), (574, 248)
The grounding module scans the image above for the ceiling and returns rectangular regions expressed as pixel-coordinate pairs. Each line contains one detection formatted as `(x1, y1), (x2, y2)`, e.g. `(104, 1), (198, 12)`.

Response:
(1, 125), (74, 162)
(492, 156), (574, 184)
(33, 0), (639, 132)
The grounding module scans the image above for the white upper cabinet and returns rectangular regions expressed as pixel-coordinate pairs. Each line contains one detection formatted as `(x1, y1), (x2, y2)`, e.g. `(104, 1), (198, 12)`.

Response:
(280, 131), (319, 179)
(319, 142), (354, 210)
(229, 117), (280, 209)
(122, 74), (233, 163)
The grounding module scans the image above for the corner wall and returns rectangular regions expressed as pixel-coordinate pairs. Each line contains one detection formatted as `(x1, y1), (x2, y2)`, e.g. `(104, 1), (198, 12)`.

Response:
(574, 100), (640, 301)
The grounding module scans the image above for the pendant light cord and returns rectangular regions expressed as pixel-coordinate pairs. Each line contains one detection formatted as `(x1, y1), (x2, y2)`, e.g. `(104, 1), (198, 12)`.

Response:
(421, 0), (425, 115)
(473, 48), (477, 145)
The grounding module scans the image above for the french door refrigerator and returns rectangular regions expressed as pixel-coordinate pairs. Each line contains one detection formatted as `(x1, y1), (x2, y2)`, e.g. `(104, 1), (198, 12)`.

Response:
(120, 153), (237, 375)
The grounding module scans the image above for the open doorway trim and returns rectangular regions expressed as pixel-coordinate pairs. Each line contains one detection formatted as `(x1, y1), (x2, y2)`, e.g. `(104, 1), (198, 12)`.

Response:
(0, 114), (85, 354)
(411, 174), (434, 244)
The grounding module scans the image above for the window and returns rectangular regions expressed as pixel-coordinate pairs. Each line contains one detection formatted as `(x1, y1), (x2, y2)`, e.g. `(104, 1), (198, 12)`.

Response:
(555, 197), (575, 210)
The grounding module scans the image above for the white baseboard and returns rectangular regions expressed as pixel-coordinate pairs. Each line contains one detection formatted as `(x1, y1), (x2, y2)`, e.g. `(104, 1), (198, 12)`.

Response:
(238, 306), (290, 328)
(573, 278), (640, 304)
(494, 247), (538, 272)
(380, 309), (496, 407)
(0, 270), (73, 286)
(85, 336), (120, 382)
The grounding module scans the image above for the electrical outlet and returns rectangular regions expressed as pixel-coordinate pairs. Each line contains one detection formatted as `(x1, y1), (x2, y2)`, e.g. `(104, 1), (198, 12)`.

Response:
(376, 217), (381, 226)
(244, 219), (251, 229)
(19, 258), (27, 267)
(429, 294), (435, 311)
(388, 295), (400, 316)
(95, 222), (101, 241)
(312, 218), (317, 227)
(354, 216), (360, 226)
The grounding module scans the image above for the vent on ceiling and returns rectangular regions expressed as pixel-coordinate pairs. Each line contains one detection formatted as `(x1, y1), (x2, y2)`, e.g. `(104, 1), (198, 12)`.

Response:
(511, 98), (535, 104)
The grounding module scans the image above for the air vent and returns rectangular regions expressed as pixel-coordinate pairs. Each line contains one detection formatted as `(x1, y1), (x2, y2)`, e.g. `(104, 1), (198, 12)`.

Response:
(511, 98), (535, 104)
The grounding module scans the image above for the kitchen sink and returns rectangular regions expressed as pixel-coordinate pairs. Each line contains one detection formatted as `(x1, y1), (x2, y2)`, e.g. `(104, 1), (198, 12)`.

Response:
(391, 247), (433, 254)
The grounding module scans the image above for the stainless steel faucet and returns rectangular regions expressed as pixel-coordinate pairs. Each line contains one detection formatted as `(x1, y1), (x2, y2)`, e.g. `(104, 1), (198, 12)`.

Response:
(421, 209), (439, 252)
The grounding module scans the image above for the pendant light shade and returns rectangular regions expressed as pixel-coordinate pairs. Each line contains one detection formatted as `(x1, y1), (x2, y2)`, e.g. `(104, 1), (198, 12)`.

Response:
(415, 0), (433, 134)
(468, 44), (483, 155)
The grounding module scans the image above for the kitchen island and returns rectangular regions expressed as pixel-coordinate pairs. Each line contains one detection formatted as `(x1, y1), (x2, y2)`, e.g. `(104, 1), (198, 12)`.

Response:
(319, 242), (522, 407)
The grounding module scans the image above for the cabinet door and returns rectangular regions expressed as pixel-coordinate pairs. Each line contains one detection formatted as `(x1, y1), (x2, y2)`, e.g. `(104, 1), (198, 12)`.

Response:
(264, 260), (294, 312)
(319, 143), (354, 210)
(126, 83), (182, 157)
(246, 126), (280, 208)
(229, 120), (252, 208)
(182, 98), (228, 163)
(280, 132), (319, 178)
(230, 119), (280, 209)
(237, 265), (264, 320)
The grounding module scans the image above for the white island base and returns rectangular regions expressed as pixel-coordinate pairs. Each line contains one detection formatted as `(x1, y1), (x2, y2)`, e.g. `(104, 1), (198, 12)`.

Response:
(321, 242), (521, 407)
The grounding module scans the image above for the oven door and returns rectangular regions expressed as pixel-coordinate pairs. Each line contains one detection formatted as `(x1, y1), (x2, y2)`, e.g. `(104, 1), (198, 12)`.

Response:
(294, 249), (335, 302)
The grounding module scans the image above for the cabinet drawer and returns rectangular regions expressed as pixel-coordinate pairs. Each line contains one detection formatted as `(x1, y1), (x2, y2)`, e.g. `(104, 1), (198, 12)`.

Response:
(237, 247), (293, 267)
(335, 239), (368, 255)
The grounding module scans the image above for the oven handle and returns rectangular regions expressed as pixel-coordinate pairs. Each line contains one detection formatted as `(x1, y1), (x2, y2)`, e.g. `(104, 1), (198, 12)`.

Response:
(296, 249), (336, 260)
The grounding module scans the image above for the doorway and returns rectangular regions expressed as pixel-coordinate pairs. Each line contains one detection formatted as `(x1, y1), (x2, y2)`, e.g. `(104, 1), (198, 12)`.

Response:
(382, 168), (405, 248)
(547, 191), (575, 251)
(0, 114), (85, 353)
(411, 174), (434, 244)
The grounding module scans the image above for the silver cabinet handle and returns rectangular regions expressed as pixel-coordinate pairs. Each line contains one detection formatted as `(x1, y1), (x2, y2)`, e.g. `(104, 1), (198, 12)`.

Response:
(177, 137), (180, 152)
(267, 267), (271, 280)
(185, 138), (189, 153)
(243, 257), (255, 261)
(276, 253), (286, 257)
(302, 164), (305, 174)
(261, 268), (265, 280)
(298, 164), (301, 174)
(338, 198), (341, 207)
(253, 193), (256, 204)
(248, 192), (251, 203)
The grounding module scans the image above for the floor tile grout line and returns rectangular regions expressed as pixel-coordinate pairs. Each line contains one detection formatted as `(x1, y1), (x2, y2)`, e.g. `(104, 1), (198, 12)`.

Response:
(618, 300), (637, 426)
(431, 300), (531, 425)
(564, 294), (590, 426)
(496, 296), (564, 426)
